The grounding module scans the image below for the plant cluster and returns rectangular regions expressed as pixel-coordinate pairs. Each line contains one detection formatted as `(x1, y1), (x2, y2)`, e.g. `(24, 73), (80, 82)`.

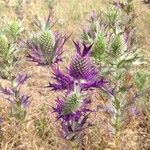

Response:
(0, 19), (29, 120)
(0, 0), (150, 149)
(81, 0), (150, 147)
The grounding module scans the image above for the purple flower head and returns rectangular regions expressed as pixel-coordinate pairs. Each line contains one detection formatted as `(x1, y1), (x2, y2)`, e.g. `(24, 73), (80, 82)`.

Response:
(69, 41), (98, 80)
(15, 74), (30, 87)
(20, 94), (30, 108)
(27, 31), (70, 66)
(52, 92), (92, 140)
(48, 65), (112, 95)
(0, 86), (14, 95)
(6, 94), (30, 108)
(60, 113), (92, 140)
(53, 94), (92, 122)
(87, 11), (97, 22)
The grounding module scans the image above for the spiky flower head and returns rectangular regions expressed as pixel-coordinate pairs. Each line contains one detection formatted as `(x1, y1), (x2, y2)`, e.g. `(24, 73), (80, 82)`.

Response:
(5, 19), (24, 42)
(69, 41), (97, 80)
(53, 93), (92, 140)
(27, 32), (69, 66)
(62, 93), (82, 116)
(37, 29), (55, 51)
(31, 29), (55, 64)
(26, 13), (70, 65)
(53, 95), (91, 122)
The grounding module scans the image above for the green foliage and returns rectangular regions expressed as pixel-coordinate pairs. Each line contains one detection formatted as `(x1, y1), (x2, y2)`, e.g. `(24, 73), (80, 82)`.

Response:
(81, 1), (149, 147)
(106, 8), (119, 28)
(0, 34), (9, 56)
(11, 104), (27, 120)
(0, 32), (18, 79)
(5, 19), (24, 42)
(34, 106), (51, 139)
(134, 71), (150, 90)
(36, 117), (48, 137)
(92, 33), (105, 60)
(111, 34), (122, 56)
(45, 0), (56, 8)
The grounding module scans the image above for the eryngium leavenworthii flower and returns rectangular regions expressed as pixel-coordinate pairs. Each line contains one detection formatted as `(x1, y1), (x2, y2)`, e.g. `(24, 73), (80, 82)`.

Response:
(53, 95), (92, 140)
(48, 65), (110, 94)
(48, 42), (112, 94)
(69, 41), (97, 80)
(49, 41), (112, 141)
(32, 29), (55, 52)
(53, 93), (91, 121)
(27, 30), (69, 66)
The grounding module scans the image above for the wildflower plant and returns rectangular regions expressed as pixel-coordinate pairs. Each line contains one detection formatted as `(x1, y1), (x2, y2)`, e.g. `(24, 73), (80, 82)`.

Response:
(25, 14), (72, 140)
(81, 0), (150, 148)
(49, 41), (111, 142)
(0, 19), (29, 120)
(26, 14), (69, 66)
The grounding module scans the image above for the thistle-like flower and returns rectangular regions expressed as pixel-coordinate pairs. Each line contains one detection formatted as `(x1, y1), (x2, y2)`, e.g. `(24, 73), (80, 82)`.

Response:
(69, 41), (97, 80)
(27, 30), (69, 65)
(53, 94), (91, 122)
(50, 41), (112, 142)
(53, 94), (92, 140)
(26, 14), (70, 66)
(49, 42), (111, 94)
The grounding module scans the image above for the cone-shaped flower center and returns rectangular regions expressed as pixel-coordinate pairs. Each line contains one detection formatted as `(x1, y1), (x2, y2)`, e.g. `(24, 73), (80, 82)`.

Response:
(39, 30), (55, 52)
(70, 55), (90, 79)
(62, 93), (82, 115)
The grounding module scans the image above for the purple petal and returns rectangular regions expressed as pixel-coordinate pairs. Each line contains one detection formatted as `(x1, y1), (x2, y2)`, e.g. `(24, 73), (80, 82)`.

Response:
(0, 86), (14, 95)
(20, 95), (30, 108)
(15, 74), (30, 86)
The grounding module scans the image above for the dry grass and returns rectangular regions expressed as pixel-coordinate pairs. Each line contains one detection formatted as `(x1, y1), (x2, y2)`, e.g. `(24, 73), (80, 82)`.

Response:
(0, 0), (150, 149)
